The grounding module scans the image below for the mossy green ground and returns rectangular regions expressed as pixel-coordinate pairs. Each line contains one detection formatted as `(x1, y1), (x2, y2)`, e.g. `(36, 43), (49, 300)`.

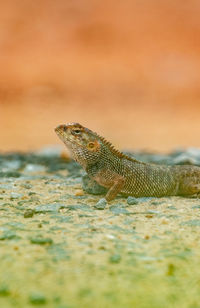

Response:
(0, 153), (200, 308)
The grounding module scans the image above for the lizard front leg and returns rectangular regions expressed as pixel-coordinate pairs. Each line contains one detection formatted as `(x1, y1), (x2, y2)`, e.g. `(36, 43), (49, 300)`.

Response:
(105, 176), (125, 201)
(93, 168), (125, 201)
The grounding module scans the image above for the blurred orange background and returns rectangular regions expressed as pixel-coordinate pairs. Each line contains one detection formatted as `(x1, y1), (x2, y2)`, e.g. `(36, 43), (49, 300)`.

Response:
(1, 0), (200, 152)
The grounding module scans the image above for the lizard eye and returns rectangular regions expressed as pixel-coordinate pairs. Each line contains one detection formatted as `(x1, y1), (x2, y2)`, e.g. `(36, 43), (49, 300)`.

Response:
(72, 129), (81, 135)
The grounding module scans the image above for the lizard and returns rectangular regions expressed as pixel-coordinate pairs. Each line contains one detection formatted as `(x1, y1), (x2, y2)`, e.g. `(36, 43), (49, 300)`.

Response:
(55, 122), (200, 201)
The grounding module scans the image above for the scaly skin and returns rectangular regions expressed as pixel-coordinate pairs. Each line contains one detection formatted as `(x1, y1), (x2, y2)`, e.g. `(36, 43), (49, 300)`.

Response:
(55, 123), (200, 201)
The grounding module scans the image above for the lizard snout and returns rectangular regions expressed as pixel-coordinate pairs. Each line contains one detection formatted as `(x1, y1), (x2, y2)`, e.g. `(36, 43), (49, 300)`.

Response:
(55, 124), (67, 133)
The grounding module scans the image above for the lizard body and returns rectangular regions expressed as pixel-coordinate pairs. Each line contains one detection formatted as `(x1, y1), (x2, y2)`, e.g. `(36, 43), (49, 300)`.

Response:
(55, 123), (200, 201)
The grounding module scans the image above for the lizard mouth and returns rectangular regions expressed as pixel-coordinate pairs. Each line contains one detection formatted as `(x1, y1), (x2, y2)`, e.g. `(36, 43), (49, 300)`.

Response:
(55, 124), (82, 147)
(55, 125), (70, 144)
(55, 124), (69, 138)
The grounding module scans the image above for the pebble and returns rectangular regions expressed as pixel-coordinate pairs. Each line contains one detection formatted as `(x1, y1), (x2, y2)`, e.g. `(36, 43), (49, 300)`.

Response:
(21, 183), (32, 189)
(109, 205), (129, 215)
(109, 254), (121, 264)
(24, 164), (46, 173)
(29, 292), (47, 304)
(181, 220), (200, 226)
(172, 154), (198, 165)
(94, 198), (107, 210)
(127, 196), (153, 205)
(127, 196), (139, 205)
(0, 184), (14, 189)
(0, 285), (10, 296)
(30, 237), (53, 245)
(167, 205), (177, 210)
(24, 209), (35, 218)
(75, 190), (84, 196)
(35, 203), (63, 213)
(0, 171), (21, 178)
(2, 160), (22, 171)
(147, 210), (160, 214)
(105, 234), (115, 240)
(150, 200), (165, 206)
(10, 192), (23, 199)
(161, 218), (170, 224)
(0, 230), (19, 240)
(140, 197), (153, 203)
(192, 205), (200, 209)
(36, 145), (62, 157)
(170, 148), (200, 165)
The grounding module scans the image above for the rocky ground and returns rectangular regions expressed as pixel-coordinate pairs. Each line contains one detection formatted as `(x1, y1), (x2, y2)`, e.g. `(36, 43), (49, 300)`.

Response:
(0, 148), (200, 308)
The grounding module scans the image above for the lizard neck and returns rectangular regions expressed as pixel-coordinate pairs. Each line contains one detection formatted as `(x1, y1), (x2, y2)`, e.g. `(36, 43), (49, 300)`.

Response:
(85, 144), (117, 177)
(86, 159), (105, 178)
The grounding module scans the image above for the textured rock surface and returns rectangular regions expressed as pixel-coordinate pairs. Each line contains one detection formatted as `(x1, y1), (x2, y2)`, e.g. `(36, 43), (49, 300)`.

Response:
(0, 150), (200, 307)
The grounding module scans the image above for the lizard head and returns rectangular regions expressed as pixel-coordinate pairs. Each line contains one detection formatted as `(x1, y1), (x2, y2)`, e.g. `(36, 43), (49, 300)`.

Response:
(55, 123), (101, 167)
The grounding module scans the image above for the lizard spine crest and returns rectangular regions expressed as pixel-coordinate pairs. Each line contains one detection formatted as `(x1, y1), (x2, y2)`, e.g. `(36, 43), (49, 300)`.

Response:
(92, 130), (146, 165)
